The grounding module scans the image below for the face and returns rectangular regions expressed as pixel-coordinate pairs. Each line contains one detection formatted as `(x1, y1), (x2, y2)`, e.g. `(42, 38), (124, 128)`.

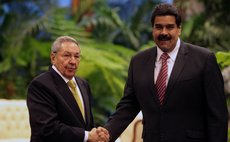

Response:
(50, 41), (81, 80)
(152, 15), (181, 52)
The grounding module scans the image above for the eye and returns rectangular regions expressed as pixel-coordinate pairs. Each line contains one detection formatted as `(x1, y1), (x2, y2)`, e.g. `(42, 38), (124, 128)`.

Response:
(75, 55), (80, 59)
(166, 25), (175, 30)
(63, 54), (71, 58)
(154, 25), (163, 30)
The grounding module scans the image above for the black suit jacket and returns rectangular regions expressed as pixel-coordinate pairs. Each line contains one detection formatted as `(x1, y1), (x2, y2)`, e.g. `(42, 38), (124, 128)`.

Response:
(104, 41), (228, 142)
(27, 67), (94, 142)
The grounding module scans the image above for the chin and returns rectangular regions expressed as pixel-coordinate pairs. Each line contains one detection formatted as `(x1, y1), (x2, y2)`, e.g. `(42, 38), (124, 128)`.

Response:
(158, 46), (169, 52)
(65, 73), (75, 79)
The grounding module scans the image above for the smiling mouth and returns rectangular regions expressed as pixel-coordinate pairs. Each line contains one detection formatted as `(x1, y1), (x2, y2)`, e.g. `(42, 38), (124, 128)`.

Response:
(160, 39), (170, 41)
(159, 40), (169, 44)
(159, 40), (169, 42)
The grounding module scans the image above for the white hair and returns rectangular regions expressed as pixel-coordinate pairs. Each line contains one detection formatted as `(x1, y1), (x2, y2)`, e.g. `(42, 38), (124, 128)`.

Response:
(51, 36), (79, 53)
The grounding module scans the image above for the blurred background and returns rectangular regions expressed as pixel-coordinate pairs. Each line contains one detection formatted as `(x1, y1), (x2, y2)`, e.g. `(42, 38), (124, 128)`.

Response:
(0, 0), (230, 140)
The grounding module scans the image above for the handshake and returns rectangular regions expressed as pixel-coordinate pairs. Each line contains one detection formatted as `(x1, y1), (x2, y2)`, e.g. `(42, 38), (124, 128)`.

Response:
(87, 127), (110, 142)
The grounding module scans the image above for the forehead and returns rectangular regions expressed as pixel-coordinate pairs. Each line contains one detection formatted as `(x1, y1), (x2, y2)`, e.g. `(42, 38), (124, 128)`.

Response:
(59, 41), (80, 52)
(154, 15), (176, 25)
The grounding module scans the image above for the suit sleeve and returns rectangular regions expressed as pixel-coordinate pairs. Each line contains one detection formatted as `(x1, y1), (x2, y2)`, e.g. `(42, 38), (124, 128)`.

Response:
(27, 79), (85, 142)
(204, 52), (228, 142)
(104, 57), (141, 141)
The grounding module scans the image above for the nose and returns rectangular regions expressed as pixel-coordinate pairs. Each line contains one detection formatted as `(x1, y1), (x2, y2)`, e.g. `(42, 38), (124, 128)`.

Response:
(69, 56), (77, 64)
(161, 27), (168, 35)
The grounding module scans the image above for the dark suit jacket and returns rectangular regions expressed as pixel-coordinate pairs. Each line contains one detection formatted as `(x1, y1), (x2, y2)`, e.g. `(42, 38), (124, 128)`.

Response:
(104, 41), (228, 142)
(27, 67), (94, 142)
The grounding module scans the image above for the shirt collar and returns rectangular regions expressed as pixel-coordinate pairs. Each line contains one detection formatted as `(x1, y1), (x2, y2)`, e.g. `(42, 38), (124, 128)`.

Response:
(156, 38), (181, 62)
(52, 65), (76, 83)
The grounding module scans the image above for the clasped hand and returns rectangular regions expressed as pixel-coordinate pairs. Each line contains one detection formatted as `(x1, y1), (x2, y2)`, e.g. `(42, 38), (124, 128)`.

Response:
(87, 127), (110, 142)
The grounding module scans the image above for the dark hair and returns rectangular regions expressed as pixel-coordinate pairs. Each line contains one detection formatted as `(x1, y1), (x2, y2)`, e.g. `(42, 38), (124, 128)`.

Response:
(151, 3), (181, 27)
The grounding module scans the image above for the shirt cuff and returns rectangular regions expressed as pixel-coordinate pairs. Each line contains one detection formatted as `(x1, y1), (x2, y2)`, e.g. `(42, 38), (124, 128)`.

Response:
(84, 131), (89, 142)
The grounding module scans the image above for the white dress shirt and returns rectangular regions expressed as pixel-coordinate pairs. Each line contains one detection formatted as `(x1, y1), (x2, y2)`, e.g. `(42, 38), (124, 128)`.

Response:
(154, 38), (181, 85)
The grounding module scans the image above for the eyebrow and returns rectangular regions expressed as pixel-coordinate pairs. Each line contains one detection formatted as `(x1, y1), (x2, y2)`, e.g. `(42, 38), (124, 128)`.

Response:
(63, 51), (80, 55)
(154, 24), (175, 26)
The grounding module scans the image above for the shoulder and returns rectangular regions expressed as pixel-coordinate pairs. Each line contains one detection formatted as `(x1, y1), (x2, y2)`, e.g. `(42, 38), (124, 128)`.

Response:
(75, 76), (90, 87)
(182, 42), (212, 55)
(134, 47), (155, 58)
(76, 76), (87, 83)
(181, 41), (217, 65)
(28, 71), (53, 89)
(131, 47), (155, 62)
(31, 71), (52, 83)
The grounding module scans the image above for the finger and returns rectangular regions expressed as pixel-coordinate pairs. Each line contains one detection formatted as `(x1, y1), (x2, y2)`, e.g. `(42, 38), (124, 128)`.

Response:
(98, 127), (109, 134)
(99, 133), (109, 142)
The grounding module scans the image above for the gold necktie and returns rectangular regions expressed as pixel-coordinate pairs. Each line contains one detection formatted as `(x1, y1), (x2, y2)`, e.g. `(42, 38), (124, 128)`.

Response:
(67, 80), (85, 120)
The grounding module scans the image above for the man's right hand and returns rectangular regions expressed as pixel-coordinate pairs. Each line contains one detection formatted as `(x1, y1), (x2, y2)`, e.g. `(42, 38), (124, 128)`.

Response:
(87, 127), (110, 142)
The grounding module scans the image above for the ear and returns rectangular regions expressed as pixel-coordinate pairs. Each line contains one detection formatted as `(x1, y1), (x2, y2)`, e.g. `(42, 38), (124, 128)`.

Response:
(178, 25), (182, 36)
(50, 53), (55, 64)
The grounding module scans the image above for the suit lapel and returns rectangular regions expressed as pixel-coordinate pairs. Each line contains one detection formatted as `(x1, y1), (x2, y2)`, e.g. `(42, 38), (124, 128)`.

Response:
(50, 68), (85, 124)
(163, 41), (189, 105)
(148, 48), (161, 107)
(75, 77), (90, 124)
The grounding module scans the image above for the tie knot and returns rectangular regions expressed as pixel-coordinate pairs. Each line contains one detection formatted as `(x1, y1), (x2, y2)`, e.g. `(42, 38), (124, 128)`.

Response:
(160, 53), (169, 61)
(68, 80), (76, 89)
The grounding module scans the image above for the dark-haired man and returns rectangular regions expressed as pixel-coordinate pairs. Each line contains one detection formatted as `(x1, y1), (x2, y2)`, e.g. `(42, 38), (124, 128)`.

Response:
(103, 3), (228, 142)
